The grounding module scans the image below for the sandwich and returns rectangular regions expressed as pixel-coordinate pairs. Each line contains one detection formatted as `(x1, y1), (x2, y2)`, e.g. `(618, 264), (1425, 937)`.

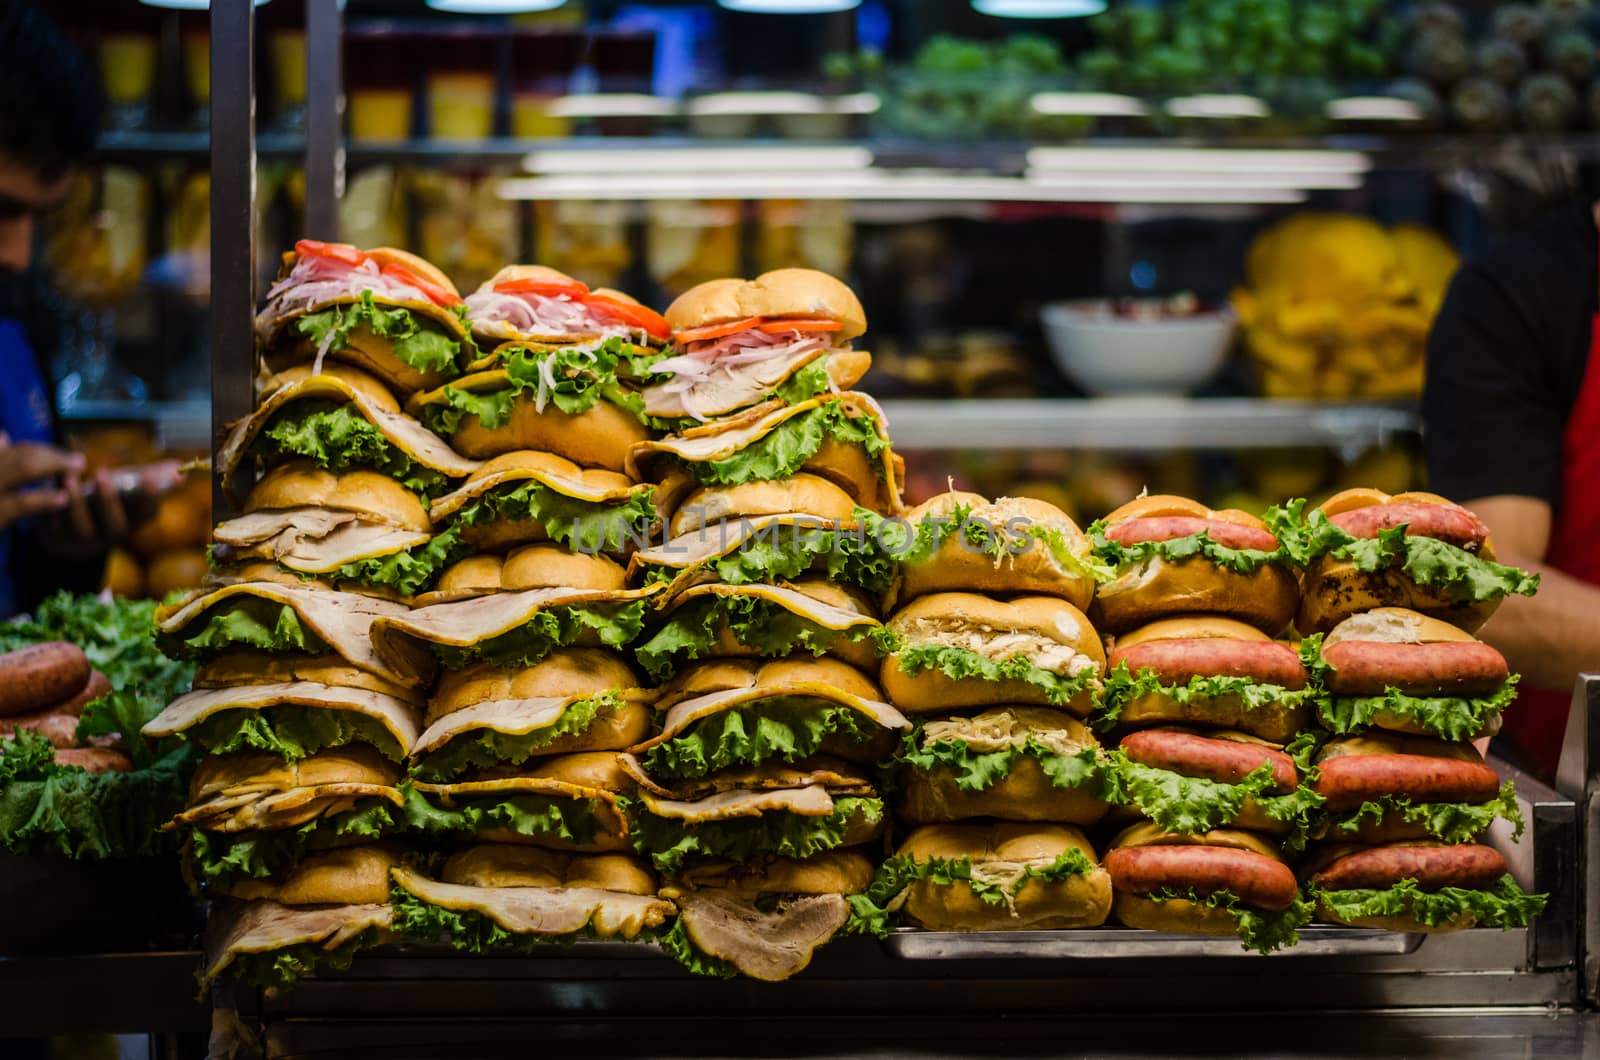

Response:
(408, 649), (654, 782)
(411, 269), (669, 470)
(630, 658), (910, 780)
(415, 544), (630, 607)
(217, 364), (480, 505)
(463, 266), (671, 351)
(621, 756), (886, 875)
(153, 581), (434, 691)
(895, 707), (1112, 827)
(404, 752), (637, 853)
(852, 822), (1112, 933)
(626, 392), (904, 515)
(255, 241), (471, 395)
(646, 268), (870, 427)
(628, 475), (891, 601)
(1104, 821), (1312, 952)
(1301, 841), (1546, 933)
(426, 451), (657, 555)
(886, 491), (1104, 611)
(391, 844), (674, 951)
(659, 850), (875, 982)
(369, 579), (658, 675)
(143, 651), (424, 764)
(1109, 727), (1322, 840)
(1287, 490), (1539, 634)
(203, 844), (398, 988)
(880, 593), (1105, 718)
(210, 461), (472, 600)
(1311, 607), (1517, 741)
(1089, 495), (1299, 636)
(634, 577), (891, 682)
(1098, 616), (1314, 743)
(1310, 732), (1521, 845)
(172, 746), (405, 892)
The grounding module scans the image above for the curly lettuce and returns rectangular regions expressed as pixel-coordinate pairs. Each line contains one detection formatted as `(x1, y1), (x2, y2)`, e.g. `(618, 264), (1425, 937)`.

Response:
(635, 593), (896, 682)
(641, 514), (894, 597)
(895, 645), (1101, 708)
(252, 401), (452, 498)
(1087, 515), (1291, 580)
(0, 741), (191, 859)
(1094, 660), (1316, 732)
(408, 693), (615, 783)
(187, 706), (408, 763)
(625, 795), (883, 875)
(431, 600), (647, 670)
(897, 730), (1107, 795)
(1312, 874), (1546, 930)
(397, 782), (608, 847)
(448, 478), (656, 555)
(423, 338), (654, 436)
(844, 848), (1096, 938)
(156, 599), (329, 660)
(640, 698), (888, 780)
(1318, 678), (1519, 742)
(295, 290), (469, 376)
(679, 401), (891, 486)
(1143, 887), (1314, 954)
(1107, 755), (1324, 851)
(321, 523), (473, 598)
(187, 800), (397, 890)
(1316, 780), (1523, 845)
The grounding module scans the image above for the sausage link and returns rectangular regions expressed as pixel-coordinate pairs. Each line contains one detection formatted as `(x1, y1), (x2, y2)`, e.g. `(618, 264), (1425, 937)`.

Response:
(1120, 730), (1297, 792)
(1328, 502), (1488, 548)
(1109, 639), (1307, 689)
(1323, 641), (1508, 696)
(1105, 845), (1298, 911)
(52, 747), (134, 774)
(47, 670), (112, 719)
(0, 642), (90, 717)
(1314, 753), (1502, 810)
(0, 710), (80, 747)
(1107, 516), (1278, 553)
(1310, 844), (1507, 891)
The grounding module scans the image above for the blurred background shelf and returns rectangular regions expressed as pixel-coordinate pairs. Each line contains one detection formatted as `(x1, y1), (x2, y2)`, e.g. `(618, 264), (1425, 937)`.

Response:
(58, 401), (212, 450)
(880, 398), (1421, 452)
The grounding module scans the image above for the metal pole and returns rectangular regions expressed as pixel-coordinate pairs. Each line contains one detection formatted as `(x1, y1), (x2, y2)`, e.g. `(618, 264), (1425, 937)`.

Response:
(210, 0), (257, 521)
(304, 0), (344, 240)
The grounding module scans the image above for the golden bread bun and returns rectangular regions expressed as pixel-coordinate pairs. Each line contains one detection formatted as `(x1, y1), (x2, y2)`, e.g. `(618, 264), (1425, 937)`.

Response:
(666, 269), (866, 342)
(243, 459), (430, 533)
(666, 850), (875, 897)
(193, 650), (422, 705)
(418, 545), (629, 605)
(897, 822), (1112, 931)
(442, 843), (657, 894)
(446, 392), (650, 473)
(478, 264), (583, 293)
(219, 844), (401, 905)
(428, 649), (644, 724)
(659, 655), (884, 710)
(668, 474), (858, 537)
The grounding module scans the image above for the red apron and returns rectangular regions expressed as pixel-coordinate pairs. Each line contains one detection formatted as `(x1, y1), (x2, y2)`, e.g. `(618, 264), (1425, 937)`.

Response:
(1498, 245), (1600, 776)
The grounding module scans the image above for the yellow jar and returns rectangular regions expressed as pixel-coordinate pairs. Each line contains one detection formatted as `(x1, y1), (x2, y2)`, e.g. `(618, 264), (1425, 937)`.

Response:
(429, 72), (495, 140)
(98, 34), (156, 106)
(350, 89), (413, 142)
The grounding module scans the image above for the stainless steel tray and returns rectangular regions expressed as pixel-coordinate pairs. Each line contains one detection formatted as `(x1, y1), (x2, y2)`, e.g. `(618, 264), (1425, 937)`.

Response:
(884, 926), (1424, 959)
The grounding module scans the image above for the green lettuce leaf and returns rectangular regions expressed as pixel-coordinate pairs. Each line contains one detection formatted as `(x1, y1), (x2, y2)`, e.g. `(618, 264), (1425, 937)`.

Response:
(897, 730), (1107, 795)
(408, 693), (614, 783)
(322, 522), (472, 597)
(1086, 517), (1288, 580)
(422, 338), (654, 436)
(187, 706), (407, 763)
(1094, 660), (1316, 732)
(431, 601), (647, 670)
(1312, 873), (1546, 930)
(449, 477), (656, 555)
(641, 515), (895, 597)
(0, 743), (191, 859)
(397, 781), (606, 846)
(0, 729), (59, 783)
(843, 848), (1096, 938)
(895, 645), (1101, 708)
(634, 593), (896, 682)
(656, 916), (739, 979)
(1318, 678), (1519, 742)
(230, 927), (383, 990)
(1317, 780), (1524, 844)
(155, 598), (329, 660)
(251, 401), (452, 498)
(294, 290), (468, 376)
(1273, 505), (1539, 604)
(626, 795), (884, 875)
(640, 698), (887, 780)
(679, 401), (891, 486)
(187, 800), (397, 889)
(0, 593), (194, 704)
(75, 686), (176, 769)
(389, 882), (644, 952)
(871, 504), (1114, 583)
(1107, 755), (1324, 850)
(1145, 887), (1314, 954)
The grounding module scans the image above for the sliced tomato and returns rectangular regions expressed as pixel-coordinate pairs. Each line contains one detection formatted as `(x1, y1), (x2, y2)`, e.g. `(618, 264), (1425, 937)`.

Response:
(295, 239), (367, 266)
(381, 262), (463, 308)
(495, 277), (590, 300)
(757, 317), (843, 334)
(585, 294), (670, 340)
(674, 316), (763, 343)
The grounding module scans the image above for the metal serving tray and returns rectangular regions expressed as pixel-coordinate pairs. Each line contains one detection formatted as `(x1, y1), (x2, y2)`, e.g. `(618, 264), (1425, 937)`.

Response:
(884, 926), (1423, 959)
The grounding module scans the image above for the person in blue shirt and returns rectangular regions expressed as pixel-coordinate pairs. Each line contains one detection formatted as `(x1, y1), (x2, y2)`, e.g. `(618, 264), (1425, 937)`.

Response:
(0, 3), (180, 615)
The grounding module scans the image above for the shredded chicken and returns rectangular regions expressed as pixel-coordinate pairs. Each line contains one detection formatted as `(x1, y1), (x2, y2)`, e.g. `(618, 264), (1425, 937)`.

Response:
(900, 619), (1101, 677)
(921, 709), (1090, 757)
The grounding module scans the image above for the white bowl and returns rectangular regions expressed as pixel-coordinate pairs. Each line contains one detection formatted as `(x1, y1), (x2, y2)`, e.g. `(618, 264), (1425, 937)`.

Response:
(1040, 300), (1235, 396)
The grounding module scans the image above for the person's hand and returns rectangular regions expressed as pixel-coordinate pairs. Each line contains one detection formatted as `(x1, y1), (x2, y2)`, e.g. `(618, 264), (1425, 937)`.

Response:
(58, 460), (185, 549)
(0, 433), (81, 529)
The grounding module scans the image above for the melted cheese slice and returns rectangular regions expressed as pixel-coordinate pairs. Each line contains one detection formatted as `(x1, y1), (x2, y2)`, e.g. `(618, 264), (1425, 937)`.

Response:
(143, 681), (421, 755)
(391, 865), (672, 940)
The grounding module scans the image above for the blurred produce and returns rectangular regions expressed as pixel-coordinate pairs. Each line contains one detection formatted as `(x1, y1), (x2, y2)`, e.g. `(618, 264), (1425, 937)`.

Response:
(108, 468), (210, 599)
(534, 199), (633, 291)
(647, 200), (740, 297)
(101, 548), (144, 599)
(1232, 213), (1459, 399)
(867, 333), (1038, 400)
(1076, 0), (1397, 115)
(338, 167), (407, 250)
(829, 35), (1086, 139)
(757, 199), (853, 278)
(416, 170), (521, 292)
(144, 548), (208, 599)
(1399, 1), (1599, 132)
(47, 168), (149, 309)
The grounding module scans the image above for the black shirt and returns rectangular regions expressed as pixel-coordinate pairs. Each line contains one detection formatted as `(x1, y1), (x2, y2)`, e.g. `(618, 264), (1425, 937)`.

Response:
(1424, 198), (1597, 509)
